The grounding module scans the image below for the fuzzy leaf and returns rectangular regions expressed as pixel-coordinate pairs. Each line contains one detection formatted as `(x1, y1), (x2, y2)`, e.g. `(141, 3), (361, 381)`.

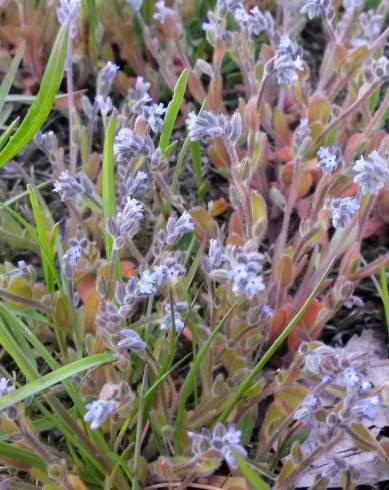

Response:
(159, 69), (188, 155)
(0, 353), (115, 412)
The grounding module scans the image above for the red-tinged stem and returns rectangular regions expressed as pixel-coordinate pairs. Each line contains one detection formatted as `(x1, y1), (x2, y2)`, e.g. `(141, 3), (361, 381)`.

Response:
(350, 253), (389, 282)
(358, 193), (377, 241)
(65, 33), (77, 175)
(224, 138), (251, 238)
(313, 80), (381, 147)
(272, 157), (301, 309)
(369, 25), (389, 55)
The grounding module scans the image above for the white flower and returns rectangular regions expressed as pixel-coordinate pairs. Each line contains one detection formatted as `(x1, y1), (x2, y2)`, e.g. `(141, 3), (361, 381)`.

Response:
(136, 270), (156, 296)
(273, 36), (304, 86)
(84, 400), (117, 430)
(166, 211), (194, 245)
(353, 150), (389, 194)
(326, 197), (360, 229)
(317, 146), (339, 174)
(187, 111), (242, 142)
(57, 0), (81, 38)
(160, 305), (186, 332)
(153, 0), (175, 23)
(244, 275), (265, 299)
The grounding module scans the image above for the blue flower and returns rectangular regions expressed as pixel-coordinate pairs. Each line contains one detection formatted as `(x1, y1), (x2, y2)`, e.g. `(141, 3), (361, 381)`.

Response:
(84, 400), (117, 430)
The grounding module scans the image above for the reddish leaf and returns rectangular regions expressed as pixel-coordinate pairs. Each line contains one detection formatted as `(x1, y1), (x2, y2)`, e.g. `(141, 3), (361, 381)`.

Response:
(121, 260), (137, 278)
(269, 300), (324, 350)
(209, 197), (229, 217)
(75, 272), (99, 334)
(288, 298), (323, 350)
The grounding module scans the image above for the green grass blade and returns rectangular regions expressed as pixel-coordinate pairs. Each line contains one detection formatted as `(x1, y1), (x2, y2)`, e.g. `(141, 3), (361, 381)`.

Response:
(0, 302), (59, 371)
(184, 239), (204, 291)
(171, 98), (207, 192)
(0, 443), (46, 472)
(4, 92), (83, 104)
(87, 0), (98, 62)
(159, 68), (188, 156)
(27, 184), (55, 293)
(0, 117), (19, 151)
(0, 352), (115, 412)
(102, 111), (118, 260)
(233, 452), (270, 490)
(0, 304), (37, 371)
(0, 202), (61, 290)
(0, 314), (38, 381)
(190, 140), (202, 183)
(379, 263), (389, 334)
(132, 367), (148, 490)
(174, 305), (235, 452)
(0, 103), (13, 127)
(0, 42), (25, 116)
(0, 25), (68, 168)
(114, 353), (191, 452)
(219, 258), (335, 423)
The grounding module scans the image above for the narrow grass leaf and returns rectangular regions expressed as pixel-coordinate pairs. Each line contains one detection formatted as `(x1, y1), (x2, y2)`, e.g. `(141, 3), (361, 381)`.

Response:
(159, 68), (188, 156)
(0, 25), (68, 168)
(0, 314), (38, 380)
(0, 302), (59, 371)
(184, 239), (204, 290)
(102, 111), (118, 260)
(379, 263), (389, 334)
(0, 352), (115, 412)
(0, 42), (25, 115)
(0, 304), (37, 371)
(0, 117), (19, 151)
(0, 103), (13, 127)
(219, 258), (335, 423)
(28, 184), (56, 293)
(172, 98), (207, 192)
(174, 305), (235, 452)
(86, 0), (98, 62)
(114, 353), (191, 452)
(132, 367), (148, 490)
(233, 452), (270, 490)
(0, 443), (46, 472)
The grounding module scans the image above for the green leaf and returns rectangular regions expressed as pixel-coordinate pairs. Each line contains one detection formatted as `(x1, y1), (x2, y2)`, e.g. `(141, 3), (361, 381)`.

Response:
(233, 452), (270, 490)
(0, 42), (25, 116)
(86, 0), (98, 62)
(114, 353), (191, 452)
(368, 88), (380, 113)
(171, 98), (207, 192)
(174, 305), (235, 452)
(0, 103), (13, 127)
(0, 313), (38, 381)
(28, 184), (56, 293)
(0, 117), (19, 152)
(132, 367), (148, 490)
(159, 69), (188, 156)
(102, 111), (118, 260)
(0, 25), (68, 168)
(278, 428), (310, 459)
(0, 442), (46, 472)
(0, 352), (115, 412)
(380, 263), (389, 335)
